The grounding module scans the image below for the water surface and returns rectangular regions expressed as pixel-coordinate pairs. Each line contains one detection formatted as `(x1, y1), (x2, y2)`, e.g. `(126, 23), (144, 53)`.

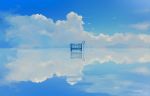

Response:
(0, 48), (150, 96)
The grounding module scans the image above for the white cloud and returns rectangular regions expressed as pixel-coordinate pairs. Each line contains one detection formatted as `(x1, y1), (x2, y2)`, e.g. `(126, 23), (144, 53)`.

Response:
(2, 12), (150, 96)
(5, 49), (84, 85)
(139, 34), (150, 43)
(132, 67), (150, 76)
(138, 9), (150, 13)
(5, 12), (150, 48)
(130, 22), (150, 31)
(3, 11), (150, 87)
(82, 75), (150, 96)
(4, 48), (150, 85)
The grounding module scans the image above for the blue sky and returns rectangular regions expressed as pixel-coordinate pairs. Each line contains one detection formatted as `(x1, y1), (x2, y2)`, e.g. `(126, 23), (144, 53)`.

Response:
(0, 0), (150, 34)
(1, 0), (150, 48)
(1, 48), (150, 96)
(0, 77), (111, 96)
(0, 0), (150, 96)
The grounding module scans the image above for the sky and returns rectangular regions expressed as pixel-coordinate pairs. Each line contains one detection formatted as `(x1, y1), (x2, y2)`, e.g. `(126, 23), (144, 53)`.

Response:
(0, 0), (150, 33)
(1, 48), (150, 96)
(0, 0), (150, 48)
(0, 0), (150, 96)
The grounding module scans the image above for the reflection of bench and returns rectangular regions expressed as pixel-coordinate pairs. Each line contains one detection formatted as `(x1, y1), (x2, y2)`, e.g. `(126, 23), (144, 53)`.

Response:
(70, 41), (85, 52)
(70, 51), (83, 59)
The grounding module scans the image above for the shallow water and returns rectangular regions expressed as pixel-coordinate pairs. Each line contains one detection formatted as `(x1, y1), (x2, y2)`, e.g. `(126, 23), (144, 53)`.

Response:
(0, 48), (150, 96)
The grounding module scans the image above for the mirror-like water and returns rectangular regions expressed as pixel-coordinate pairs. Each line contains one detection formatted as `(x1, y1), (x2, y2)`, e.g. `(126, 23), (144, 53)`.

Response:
(0, 48), (150, 96)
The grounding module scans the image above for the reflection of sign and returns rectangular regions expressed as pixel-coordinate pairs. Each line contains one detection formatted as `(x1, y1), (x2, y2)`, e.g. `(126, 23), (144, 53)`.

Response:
(70, 41), (85, 52)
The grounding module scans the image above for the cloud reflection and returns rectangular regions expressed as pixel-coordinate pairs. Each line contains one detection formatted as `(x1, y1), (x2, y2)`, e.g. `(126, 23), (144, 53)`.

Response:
(1, 48), (150, 96)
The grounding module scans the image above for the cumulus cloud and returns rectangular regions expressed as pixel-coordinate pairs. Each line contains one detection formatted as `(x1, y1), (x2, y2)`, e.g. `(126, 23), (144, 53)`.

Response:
(4, 48), (150, 85)
(132, 67), (150, 76)
(130, 22), (150, 31)
(5, 49), (84, 85)
(4, 12), (150, 48)
(82, 75), (150, 96)
(2, 12), (150, 93)
(2, 12), (150, 96)
(137, 8), (150, 14)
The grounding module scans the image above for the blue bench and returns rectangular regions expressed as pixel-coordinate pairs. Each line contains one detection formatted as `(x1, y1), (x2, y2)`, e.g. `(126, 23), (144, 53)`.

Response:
(70, 41), (85, 52)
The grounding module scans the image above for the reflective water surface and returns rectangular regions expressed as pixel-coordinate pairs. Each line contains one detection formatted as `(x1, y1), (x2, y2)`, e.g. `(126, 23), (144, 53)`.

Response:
(0, 48), (150, 96)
